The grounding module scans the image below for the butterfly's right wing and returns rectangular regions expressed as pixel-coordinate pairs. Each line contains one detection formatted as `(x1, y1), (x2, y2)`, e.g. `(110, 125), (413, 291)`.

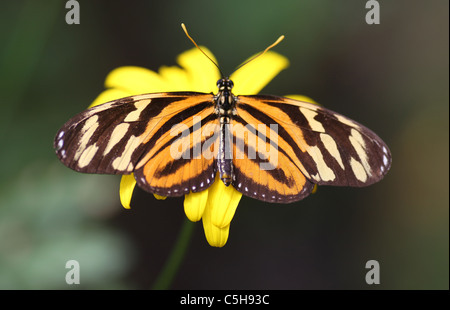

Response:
(231, 94), (391, 203)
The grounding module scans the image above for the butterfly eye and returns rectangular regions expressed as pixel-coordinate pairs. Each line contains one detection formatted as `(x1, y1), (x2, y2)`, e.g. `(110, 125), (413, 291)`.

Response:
(228, 80), (234, 89)
(216, 79), (223, 88)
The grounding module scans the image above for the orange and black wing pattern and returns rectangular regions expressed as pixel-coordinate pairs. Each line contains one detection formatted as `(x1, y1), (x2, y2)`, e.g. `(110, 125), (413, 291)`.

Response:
(54, 92), (391, 202)
(54, 92), (219, 196)
(232, 95), (391, 203)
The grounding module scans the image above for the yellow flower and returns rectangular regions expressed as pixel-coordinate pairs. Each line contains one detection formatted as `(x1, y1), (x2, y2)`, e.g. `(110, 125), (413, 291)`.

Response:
(90, 46), (313, 247)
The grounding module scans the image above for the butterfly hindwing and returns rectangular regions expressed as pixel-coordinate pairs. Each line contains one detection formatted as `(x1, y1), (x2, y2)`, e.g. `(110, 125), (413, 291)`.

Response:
(133, 103), (220, 196)
(54, 92), (219, 196)
(230, 114), (315, 203)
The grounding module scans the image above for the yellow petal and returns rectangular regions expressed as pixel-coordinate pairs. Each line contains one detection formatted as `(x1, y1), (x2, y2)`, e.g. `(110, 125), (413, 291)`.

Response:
(105, 66), (167, 94)
(89, 88), (132, 108)
(285, 94), (318, 105)
(200, 175), (242, 247)
(119, 174), (136, 209)
(202, 202), (230, 248)
(183, 190), (208, 222)
(158, 65), (191, 91)
(154, 194), (167, 200)
(208, 175), (242, 228)
(230, 51), (289, 95)
(176, 46), (221, 93)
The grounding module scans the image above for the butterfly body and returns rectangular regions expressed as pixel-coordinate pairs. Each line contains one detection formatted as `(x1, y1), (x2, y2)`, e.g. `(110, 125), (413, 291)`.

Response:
(215, 78), (237, 186)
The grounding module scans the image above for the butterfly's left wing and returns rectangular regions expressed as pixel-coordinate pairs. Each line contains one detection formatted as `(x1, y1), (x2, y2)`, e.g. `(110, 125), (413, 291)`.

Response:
(54, 92), (219, 196)
(233, 94), (391, 203)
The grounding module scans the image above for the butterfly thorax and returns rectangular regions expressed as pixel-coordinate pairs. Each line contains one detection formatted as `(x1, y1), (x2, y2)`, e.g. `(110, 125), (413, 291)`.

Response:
(214, 78), (237, 115)
(214, 78), (237, 186)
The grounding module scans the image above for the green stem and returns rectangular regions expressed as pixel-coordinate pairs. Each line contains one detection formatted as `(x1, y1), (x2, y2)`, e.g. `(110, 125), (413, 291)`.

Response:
(152, 218), (195, 290)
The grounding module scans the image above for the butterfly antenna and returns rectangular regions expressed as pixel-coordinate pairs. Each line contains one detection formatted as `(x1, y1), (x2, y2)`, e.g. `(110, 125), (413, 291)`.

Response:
(232, 35), (285, 74)
(181, 23), (225, 77)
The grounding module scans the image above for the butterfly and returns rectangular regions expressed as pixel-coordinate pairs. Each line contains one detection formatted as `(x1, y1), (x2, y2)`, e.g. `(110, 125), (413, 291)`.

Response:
(54, 24), (391, 203)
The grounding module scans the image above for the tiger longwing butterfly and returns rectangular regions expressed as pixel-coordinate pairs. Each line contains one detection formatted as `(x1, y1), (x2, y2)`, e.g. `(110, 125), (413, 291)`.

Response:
(54, 24), (391, 203)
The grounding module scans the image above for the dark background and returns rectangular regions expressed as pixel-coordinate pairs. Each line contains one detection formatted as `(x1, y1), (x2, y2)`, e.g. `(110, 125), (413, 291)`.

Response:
(0, 0), (448, 289)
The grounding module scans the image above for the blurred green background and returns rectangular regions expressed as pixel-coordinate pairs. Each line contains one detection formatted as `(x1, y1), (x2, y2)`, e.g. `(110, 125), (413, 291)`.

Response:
(0, 0), (448, 289)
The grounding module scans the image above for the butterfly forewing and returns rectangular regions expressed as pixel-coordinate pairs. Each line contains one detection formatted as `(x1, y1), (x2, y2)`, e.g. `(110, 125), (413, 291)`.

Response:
(54, 92), (220, 196)
(236, 95), (392, 190)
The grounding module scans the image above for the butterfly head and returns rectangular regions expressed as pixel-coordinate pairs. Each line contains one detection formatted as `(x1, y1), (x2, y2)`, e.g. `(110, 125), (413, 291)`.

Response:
(217, 78), (234, 92)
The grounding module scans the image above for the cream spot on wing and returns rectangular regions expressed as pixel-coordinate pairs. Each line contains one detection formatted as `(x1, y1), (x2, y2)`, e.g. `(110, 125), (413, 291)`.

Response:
(111, 135), (141, 171)
(124, 99), (151, 122)
(127, 162), (134, 171)
(320, 133), (345, 170)
(306, 145), (335, 182)
(81, 115), (99, 137)
(78, 144), (99, 168)
(349, 128), (372, 177)
(299, 107), (325, 132)
(103, 123), (130, 156)
(350, 157), (367, 182)
(310, 173), (321, 182)
(74, 115), (99, 161)
(88, 100), (119, 114)
(335, 114), (360, 129)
